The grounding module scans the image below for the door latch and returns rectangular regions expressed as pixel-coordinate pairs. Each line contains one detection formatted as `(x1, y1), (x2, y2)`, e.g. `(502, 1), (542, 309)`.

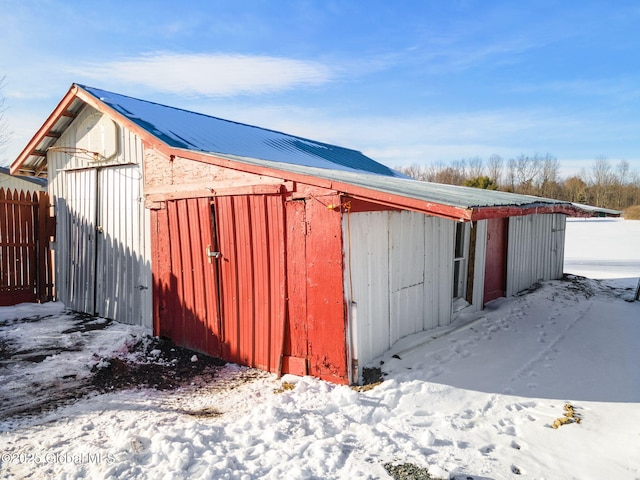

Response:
(206, 245), (221, 263)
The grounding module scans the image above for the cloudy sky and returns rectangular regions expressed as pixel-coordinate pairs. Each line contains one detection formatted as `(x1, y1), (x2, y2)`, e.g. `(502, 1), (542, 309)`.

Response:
(1, 0), (639, 176)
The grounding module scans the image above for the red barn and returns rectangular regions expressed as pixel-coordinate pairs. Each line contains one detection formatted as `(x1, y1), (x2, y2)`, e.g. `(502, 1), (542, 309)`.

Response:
(11, 84), (591, 384)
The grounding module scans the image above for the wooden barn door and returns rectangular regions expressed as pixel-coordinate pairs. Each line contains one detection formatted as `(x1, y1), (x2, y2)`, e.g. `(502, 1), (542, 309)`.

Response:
(215, 194), (287, 372)
(95, 165), (151, 325)
(65, 169), (98, 313)
(484, 217), (508, 304)
(158, 198), (222, 356)
(158, 193), (286, 372)
(63, 166), (150, 325)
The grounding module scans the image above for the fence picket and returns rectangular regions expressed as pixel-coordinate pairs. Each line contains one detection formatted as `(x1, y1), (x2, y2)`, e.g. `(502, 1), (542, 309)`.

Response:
(0, 187), (53, 305)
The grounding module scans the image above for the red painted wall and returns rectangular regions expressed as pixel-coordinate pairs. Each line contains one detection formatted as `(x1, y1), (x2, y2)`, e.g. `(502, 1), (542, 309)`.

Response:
(293, 195), (348, 384)
(148, 154), (350, 383)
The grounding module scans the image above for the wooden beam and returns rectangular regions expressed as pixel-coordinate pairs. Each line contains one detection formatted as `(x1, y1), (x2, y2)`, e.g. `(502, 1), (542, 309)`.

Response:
(145, 182), (292, 203)
(10, 84), (81, 175)
(470, 204), (587, 220)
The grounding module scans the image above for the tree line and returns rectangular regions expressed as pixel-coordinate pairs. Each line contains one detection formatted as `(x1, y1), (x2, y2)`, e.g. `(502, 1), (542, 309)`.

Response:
(396, 154), (640, 212)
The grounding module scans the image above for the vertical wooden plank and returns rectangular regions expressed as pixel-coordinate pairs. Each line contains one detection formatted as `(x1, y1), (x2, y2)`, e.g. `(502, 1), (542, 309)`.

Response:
(167, 200), (185, 346)
(283, 199), (308, 375)
(217, 195), (240, 363)
(6, 190), (16, 293)
(25, 191), (37, 297)
(234, 196), (254, 366)
(250, 195), (270, 370)
(37, 191), (49, 302)
(267, 194), (286, 372)
(0, 189), (7, 297)
(185, 197), (207, 353)
(150, 208), (165, 337)
(305, 194), (348, 384)
(197, 197), (221, 355)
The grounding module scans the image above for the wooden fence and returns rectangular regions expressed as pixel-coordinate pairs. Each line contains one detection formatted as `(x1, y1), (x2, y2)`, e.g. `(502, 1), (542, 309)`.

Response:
(0, 188), (54, 306)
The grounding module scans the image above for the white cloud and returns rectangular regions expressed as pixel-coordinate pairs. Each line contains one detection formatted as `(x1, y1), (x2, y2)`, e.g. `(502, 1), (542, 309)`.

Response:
(70, 53), (335, 97)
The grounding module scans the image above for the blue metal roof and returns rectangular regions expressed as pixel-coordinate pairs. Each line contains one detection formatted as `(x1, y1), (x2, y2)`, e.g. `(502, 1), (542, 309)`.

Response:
(79, 85), (404, 178)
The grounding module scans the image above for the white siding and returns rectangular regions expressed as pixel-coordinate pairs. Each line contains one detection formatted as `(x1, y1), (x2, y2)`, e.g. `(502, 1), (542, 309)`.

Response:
(345, 210), (463, 382)
(506, 214), (566, 296)
(48, 105), (152, 327)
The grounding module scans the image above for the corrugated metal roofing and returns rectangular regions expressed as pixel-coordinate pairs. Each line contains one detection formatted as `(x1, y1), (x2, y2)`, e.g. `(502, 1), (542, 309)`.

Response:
(77, 85), (577, 214)
(79, 85), (404, 178)
(210, 152), (573, 211)
(11, 83), (608, 219)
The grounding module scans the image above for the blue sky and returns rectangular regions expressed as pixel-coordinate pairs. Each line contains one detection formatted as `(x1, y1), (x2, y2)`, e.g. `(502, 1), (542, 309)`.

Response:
(1, 0), (639, 177)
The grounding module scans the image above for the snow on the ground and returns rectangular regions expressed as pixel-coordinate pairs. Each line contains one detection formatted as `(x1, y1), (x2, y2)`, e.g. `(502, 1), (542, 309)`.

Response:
(1, 218), (639, 480)
(564, 217), (640, 282)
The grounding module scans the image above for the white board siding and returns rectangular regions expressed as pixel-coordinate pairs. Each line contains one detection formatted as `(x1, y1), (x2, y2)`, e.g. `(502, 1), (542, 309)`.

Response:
(389, 211), (425, 343)
(345, 211), (390, 368)
(48, 105), (152, 327)
(506, 214), (566, 296)
(344, 210), (457, 382)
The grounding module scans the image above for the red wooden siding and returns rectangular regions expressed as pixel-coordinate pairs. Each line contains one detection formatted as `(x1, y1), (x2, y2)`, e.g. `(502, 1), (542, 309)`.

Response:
(153, 197), (221, 355)
(0, 188), (54, 306)
(484, 217), (508, 304)
(300, 195), (349, 384)
(153, 194), (286, 373)
(216, 194), (286, 371)
(282, 200), (308, 375)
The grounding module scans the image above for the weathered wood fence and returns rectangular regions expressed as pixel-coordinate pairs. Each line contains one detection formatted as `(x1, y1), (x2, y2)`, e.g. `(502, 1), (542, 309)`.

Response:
(0, 188), (54, 306)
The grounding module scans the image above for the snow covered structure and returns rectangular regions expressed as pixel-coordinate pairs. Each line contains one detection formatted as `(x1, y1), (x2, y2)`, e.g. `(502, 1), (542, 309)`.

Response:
(11, 84), (590, 384)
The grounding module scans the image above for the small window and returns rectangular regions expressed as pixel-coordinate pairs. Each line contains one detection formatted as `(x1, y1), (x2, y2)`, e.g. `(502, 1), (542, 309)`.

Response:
(453, 222), (470, 299)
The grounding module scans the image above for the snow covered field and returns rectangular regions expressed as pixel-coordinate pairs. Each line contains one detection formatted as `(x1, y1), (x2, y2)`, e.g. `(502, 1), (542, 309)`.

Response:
(1, 218), (639, 480)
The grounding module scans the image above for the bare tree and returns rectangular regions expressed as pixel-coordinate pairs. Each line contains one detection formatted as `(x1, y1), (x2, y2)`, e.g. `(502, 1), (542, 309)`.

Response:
(486, 154), (503, 186)
(514, 154), (543, 195)
(505, 158), (517, 192)
(615, 160), (632, 209)
(540, 154), (560, 198)
(589, 157), (615, 207)
(467, 156), (484, 179)
(0, 76), (10, 154)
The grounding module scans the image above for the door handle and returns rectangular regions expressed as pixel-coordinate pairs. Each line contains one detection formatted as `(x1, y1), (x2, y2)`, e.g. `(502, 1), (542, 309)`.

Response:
(206, 245), (221, 263)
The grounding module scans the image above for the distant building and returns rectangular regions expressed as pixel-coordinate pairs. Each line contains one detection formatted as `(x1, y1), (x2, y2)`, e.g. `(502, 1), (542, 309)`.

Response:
(0, 166), (47, 192)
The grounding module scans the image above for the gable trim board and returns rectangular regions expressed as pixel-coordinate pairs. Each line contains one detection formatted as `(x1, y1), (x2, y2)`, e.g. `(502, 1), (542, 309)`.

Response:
(10, 84), (594, 384)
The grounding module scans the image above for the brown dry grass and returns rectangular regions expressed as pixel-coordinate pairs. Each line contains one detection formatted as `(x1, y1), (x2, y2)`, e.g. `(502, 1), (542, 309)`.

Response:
(623, 205), (640, 220)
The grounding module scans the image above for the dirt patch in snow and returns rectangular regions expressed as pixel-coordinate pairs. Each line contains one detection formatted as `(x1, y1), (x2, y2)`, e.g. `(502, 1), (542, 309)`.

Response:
(0, 310), (235, 421)
(91, 336), (227, 392)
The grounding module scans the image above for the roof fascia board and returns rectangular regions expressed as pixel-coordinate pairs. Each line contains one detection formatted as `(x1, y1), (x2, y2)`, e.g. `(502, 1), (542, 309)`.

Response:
(10, 85), (80, 175)
(470, 204), (588, 220)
